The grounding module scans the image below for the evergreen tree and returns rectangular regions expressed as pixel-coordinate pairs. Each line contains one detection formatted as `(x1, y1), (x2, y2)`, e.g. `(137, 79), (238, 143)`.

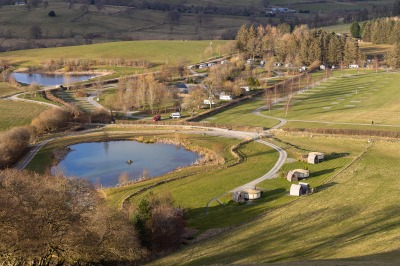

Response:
(350, 21), (361, 38)
(133, 198), (152, 248)
(235, 25), (248, 52)
(385, 43), (400, 69)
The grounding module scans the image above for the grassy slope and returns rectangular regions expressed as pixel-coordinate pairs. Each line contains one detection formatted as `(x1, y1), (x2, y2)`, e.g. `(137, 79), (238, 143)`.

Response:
(149, 135), (400, 265)
(263, 70), (400, 125)
(0, 100), (48, 131)
(0, 82), (21, 97)
(0, 0), (392, 44)
(199, 98), (279, 129)
(0, 40), (227, 66)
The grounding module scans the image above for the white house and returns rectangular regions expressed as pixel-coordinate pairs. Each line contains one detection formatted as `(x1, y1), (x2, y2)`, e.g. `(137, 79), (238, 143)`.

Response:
(349, 64), (359, 68)
(240, 86), (251, 92)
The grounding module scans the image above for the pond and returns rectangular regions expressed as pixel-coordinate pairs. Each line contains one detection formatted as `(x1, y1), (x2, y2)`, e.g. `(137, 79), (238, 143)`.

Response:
(51, 141), (200, 187)
(12, 72), (96, 86)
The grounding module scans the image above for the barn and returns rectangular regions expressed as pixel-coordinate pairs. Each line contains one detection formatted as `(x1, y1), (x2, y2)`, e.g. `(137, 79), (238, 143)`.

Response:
(308, 152), (324, 164)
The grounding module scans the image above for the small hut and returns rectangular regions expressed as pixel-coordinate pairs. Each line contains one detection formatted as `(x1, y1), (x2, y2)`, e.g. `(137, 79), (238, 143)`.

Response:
(244, 189), (261, 200)
(290, 182), (312, 196)
(232, 188), (261, 202)
(286, 169), (310, 182)
(290, 184), (302, 196)
(232, 191), (246, 203)
(307, 152), (324, 164)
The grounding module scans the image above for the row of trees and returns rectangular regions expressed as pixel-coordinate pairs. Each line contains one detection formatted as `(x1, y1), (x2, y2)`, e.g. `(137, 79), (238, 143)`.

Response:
(104, 74), (177, 113)
(236, 24), (361, 66)
(360, 18), (400, 45)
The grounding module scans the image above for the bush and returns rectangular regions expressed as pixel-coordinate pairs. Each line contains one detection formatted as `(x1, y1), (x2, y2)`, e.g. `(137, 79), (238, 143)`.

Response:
(90, 109), (112, 124)
(0, 126), (33, 169)
(31, 108), (72, 134)
(48, 10), (56, 17)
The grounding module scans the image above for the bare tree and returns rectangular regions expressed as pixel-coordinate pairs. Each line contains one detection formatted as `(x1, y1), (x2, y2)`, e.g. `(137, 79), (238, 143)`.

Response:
(0, 169), (144, 264)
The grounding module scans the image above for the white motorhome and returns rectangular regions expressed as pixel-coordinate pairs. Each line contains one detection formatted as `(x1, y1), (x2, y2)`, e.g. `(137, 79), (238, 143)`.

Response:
(169, 112), (181, 119)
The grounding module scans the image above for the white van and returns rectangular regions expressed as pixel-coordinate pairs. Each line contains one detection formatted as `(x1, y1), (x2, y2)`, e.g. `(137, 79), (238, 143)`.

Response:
(170, 112), (181, 119)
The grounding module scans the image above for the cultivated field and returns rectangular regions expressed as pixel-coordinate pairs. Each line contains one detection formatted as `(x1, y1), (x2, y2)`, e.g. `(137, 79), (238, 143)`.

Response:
(0, 100), (48, 131)
(149, 134), (400, 265)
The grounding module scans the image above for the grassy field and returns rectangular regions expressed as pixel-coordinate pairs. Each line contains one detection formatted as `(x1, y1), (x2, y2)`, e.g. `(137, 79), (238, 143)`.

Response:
(148, 134), (400, 265)
(262, 70), (400, 126)
(0, 99), (48, 131)
(0, 40), (228, 68)
(198, 98), (279, 129)
(359, 42), (393, 57)
(0, 0), (393, 49)
(0, 82), (21, 97)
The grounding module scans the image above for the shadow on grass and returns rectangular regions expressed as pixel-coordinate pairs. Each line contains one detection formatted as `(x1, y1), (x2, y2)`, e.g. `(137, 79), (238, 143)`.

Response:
(187, 188), (289, 230)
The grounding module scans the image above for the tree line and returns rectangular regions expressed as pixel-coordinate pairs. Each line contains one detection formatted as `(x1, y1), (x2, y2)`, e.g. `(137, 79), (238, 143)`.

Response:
(360, 18), (400, 45)
(236, 24), (362, 67)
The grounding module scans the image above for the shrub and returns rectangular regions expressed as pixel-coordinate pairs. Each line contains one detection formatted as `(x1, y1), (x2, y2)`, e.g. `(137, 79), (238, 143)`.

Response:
(90, 109), (112, 124)
(31, 108), (72, 134)
(0, 126), (33, 169)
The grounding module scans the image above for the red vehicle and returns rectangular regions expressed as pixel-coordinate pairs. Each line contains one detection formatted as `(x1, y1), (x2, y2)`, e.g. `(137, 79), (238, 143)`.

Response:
(153, 114), (161, 122)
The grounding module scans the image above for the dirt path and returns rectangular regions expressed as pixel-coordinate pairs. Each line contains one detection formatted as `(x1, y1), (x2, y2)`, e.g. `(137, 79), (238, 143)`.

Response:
(4, 92), (61, 109)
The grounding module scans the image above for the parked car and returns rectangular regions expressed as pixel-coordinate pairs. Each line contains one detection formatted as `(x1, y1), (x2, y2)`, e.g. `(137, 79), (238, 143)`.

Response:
(170, 112), (181, 119)
(153, 114), (161, 122)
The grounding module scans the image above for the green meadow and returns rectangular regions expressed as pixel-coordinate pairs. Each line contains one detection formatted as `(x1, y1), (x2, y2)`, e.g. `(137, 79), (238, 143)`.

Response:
(0, 82), (21, 97)
(1, 40), (227, 67)
(149, 135), (400, 265)
(263, 71), (400, 126)
(199, 98), (279, 129)
(0, 100), (48, 131)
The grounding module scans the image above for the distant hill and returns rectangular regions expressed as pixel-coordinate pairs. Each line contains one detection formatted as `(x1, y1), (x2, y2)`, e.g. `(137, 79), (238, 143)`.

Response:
(0, 0), (396, 51)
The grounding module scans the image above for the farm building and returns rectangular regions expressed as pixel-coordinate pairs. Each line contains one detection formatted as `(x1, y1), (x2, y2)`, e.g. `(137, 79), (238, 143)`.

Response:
(308, 152), (324, 164)
(232, 188), (261, 202)
(289, 182), (312, 196)
(286, 169), (310, 182)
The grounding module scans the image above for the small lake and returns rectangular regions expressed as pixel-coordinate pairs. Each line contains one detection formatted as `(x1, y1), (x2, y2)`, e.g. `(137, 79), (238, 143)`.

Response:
(12, 72), (96, 86)
(51, 141), (200, 187)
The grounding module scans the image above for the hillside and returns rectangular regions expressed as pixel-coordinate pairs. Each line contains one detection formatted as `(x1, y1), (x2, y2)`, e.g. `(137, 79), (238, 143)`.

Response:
(149, 135), (400, 265)
(0, 0), (396, 51)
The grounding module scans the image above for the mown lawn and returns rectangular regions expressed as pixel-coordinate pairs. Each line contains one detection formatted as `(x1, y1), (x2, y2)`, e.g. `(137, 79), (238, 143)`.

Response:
(1, 40), (227, 68)
(0, 100), (48, 131)
(148, 135), (400, 265)
(264, 70), (400, 126)
(198, 98), (279, 129)
(0, 82), (21, 97)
